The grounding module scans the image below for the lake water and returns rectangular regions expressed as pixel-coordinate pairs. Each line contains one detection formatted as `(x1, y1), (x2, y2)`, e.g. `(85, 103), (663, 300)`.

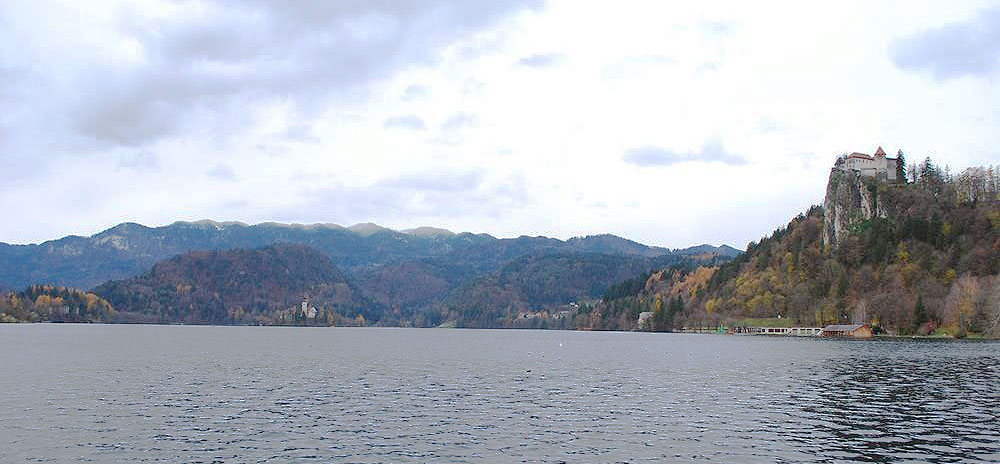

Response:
(1, 325), (998, 463)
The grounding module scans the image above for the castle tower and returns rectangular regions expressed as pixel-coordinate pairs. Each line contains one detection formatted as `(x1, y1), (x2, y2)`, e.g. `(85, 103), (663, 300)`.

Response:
(873, 146), (889, 180)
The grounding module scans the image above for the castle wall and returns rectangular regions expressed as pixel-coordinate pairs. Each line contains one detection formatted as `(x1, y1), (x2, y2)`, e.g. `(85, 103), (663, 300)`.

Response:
(842, 153), (897, 180)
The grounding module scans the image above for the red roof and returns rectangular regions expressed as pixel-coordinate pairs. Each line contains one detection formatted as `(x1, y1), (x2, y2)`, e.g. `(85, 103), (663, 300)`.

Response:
(847, 152), (873, 160)
(874, 146), (886, 156)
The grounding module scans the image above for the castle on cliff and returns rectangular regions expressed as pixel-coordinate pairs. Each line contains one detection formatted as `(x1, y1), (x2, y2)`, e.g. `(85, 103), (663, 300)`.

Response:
(834, 146), (900, 181)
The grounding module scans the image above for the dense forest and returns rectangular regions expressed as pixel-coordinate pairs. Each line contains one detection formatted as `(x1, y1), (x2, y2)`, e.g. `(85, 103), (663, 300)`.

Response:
(433, 252), (727, 328)
(0, 222), (689, 290)
(0, 219), (735, 325)
(589, 159), (1000, 337)
(0, 245), (734, 327)
(92, 244), (374, 326)
(0, 285), (114, 323)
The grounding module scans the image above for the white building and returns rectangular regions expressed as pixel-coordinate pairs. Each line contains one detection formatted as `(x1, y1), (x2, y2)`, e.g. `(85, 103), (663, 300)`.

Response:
(836, 146), (899, 181)
(301, 298), (317, 319)
(637, 311), (654, 329)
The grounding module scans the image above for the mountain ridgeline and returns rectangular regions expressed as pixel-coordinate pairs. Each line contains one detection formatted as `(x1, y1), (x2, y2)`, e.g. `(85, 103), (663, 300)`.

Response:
(0, 222), (739, 326)
(591, 159), (1000, 337)
(0, 221), (735, 290)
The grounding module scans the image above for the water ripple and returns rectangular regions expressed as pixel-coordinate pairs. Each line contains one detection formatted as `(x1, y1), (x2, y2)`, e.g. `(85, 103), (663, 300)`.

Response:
(1, 325), (998, 462)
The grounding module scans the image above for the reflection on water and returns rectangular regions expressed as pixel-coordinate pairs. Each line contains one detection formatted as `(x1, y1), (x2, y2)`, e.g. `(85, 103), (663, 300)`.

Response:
(1, 325), (998, 462)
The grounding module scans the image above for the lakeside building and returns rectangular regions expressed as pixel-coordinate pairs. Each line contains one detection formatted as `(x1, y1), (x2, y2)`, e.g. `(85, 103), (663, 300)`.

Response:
(820, 323), (874, 338)
(835, 146), (900, 181)
(727, 326), (823, 336)
(637, 311), (653, 330)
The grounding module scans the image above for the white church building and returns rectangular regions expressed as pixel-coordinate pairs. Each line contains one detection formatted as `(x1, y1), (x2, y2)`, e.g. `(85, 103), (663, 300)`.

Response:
(836, 146), (900, 181)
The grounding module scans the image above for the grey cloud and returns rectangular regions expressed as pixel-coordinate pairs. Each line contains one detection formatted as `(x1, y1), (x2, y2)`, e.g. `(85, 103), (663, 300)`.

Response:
(384, 114), (427, 130)
(623, 147), (686, 167)
(402, 84), (430, 100)
(285, 124), (315, 141)
(441, 112), (479, 131)
(4, 0), (545, 149)
(285, 170), (526, 222)
(76, 81), (189, 146)
(623, 140), (746, 167)
(377, 171), (483, 192)
(891, 8), (1000, 80)
(518, 53), (565, 67)
(116, 151), (160, 171)
(454, 30), (509, 60)
(207, 164), (239, 181)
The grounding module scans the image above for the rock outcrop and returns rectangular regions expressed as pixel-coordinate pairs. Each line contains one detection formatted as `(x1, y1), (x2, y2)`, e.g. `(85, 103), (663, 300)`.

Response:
(822, 168), (888, 248)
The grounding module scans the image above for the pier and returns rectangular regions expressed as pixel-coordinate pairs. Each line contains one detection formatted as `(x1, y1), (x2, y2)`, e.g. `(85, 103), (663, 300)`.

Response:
(728, 326), (823, 336)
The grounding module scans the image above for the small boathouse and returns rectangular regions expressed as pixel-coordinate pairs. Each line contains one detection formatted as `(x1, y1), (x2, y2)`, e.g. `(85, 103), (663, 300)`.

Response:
(820, 323), (874, 338)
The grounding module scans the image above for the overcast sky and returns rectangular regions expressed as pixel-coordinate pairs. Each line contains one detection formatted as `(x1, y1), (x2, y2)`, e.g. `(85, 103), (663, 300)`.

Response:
(2, 1), (998, 249)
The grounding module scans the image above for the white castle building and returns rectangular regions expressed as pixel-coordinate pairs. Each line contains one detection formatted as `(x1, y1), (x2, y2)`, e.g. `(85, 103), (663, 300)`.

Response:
(835, 146), (900, 181)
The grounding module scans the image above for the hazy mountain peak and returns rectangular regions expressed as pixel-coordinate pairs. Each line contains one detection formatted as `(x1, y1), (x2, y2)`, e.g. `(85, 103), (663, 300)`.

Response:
(258, 222), (345, 230)
(347, 222), (393, 236)
(93, 222), (150, 237)
(170, 219), (249, 230)
(565, 234), (669, 257)
(403, 226), (456, 238)
(718, 244), (742, 255)
(672, 244), (742, 257)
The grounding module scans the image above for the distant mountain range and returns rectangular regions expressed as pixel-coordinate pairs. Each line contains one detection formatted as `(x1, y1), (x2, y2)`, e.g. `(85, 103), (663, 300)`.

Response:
(0, 220), (739, 326)
(0, 220), (739, 290)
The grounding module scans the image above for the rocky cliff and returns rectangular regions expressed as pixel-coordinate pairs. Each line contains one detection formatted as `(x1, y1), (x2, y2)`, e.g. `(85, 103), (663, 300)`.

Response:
(822, 168), (888, 248)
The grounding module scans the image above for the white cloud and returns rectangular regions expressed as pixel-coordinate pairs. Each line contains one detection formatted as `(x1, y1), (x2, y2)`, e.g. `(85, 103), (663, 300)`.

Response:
(383, 115), (428, 130)
(1, 0), (998, 252)
(517, 52), (565, 67)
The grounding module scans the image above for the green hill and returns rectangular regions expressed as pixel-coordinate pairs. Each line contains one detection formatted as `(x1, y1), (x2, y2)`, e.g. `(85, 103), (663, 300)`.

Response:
(437, 251), (727, 328)
(593, 160), (1000, 336)
(93, 244), (373, 325)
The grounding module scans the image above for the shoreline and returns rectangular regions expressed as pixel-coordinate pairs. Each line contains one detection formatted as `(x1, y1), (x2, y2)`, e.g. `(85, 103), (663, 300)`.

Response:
(2, 320), (997, 340)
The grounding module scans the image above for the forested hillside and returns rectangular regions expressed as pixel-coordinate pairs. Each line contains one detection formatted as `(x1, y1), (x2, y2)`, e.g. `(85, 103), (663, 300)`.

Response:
(0, 221), (736, 324)
(93, 244), (374, 326)
(437, 252), (730, 329)
(592, 160), (1000, 336)
(0, 222), (679, 290)
(0, 285), (114, 323)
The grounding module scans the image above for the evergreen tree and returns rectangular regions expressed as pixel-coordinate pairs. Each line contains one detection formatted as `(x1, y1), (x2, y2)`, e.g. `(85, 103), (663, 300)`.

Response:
(668, 295), (684, 320)
(918, 157), (944, 195)
(651, 299), (667, 331)
(913, 295), (928, 331)
(896, 150), (907, 182)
